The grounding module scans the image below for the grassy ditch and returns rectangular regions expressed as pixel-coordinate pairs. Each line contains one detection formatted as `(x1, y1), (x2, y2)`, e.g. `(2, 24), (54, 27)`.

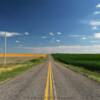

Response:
(0, 58), (43, 82)
(52, 54), (100, 82)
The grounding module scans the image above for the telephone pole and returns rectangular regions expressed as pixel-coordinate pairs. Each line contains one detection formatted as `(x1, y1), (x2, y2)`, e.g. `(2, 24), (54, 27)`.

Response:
(4, 32), (7, 65)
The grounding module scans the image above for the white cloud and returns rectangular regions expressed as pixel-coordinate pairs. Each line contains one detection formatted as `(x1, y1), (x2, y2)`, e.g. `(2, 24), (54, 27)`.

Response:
(17, 45), (100, 54)
(90, 20), (100, 26)
(49, 32), (63, 36)
(92, 26), (98, 30)
(16, 40), (20, 43)
(94, 33), (100, 39)
(56, 40), (61, 42)
(24, 32), (29, 35)
(96, 4), (100, 8)
(69, 33), (100, 40)
(49, 32), (54, 36)
(93, 11), (100, 15)
(81, 20), (100, 26)
(57, 32), (62, 35)
(82, 37), (86, 40)
(41, 36), (47, 39)
(69, 35), (88, 40)
(0, 31), (21, 37)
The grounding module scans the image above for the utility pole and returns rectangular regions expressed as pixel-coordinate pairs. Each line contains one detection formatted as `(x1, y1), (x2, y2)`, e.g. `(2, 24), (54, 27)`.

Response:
(4, 32), (7, 65)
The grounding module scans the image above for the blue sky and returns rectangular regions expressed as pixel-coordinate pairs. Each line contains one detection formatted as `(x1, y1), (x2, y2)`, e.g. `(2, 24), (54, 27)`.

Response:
(0, 0), (100, 53)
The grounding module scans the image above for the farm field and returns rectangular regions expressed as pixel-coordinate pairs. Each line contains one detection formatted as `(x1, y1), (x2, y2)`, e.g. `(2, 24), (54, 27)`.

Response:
(0, 54), (46, 82)
(52, 54), (100, 72)
(52, 54), (100, 82)
(0, 53), (47, 57)
(0, 53), (47, 64)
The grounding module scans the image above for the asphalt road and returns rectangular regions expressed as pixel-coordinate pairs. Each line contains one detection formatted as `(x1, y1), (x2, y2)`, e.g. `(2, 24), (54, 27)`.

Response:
(0, 58), (100, 100)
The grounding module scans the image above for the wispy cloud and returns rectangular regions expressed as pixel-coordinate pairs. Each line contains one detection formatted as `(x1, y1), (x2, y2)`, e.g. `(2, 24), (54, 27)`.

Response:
(57, 32), (62, 35)
(16, 40), (20, 43)
(16, 45), (100, 54)
(49, 32), (63, 36)
(94, 33), (100, 39)
(69, 34), (89, 41)
(56, 40), (61, 42)
(92, 26), (98, 30)
(90, 20), (100, 26)
(0, 31), (30, 37)
(93, 11), (100, 15)
(69, 33), (100, 40)
(24, 32), (30, 35)
(69, 33), (100, 41)
(81, 19), (100, 27)
(0, 31), (21, 37)
(49, 32), (55, 36)
(69, 35), (88, 40)
(96, 4), (100, 8)
(81, 37), (87, 40)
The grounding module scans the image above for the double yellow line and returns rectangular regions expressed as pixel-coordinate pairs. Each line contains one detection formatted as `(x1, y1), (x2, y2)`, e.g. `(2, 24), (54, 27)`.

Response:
(44, 61), (54, 100)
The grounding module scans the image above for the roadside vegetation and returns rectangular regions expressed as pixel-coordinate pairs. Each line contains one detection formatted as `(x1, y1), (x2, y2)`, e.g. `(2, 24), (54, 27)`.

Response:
(52, 54), (100, 82)
(0, 57), (45, 82)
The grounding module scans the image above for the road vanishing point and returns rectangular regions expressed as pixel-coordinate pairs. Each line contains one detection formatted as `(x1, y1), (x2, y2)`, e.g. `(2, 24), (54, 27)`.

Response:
(0, 56), (100, 100)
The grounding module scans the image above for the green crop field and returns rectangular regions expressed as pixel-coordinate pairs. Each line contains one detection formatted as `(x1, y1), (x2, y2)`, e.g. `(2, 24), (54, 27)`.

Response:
(52, 54), (100, 72)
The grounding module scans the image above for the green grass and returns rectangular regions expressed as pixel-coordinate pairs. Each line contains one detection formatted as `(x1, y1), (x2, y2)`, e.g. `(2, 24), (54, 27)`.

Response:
(0, 58), (43, 82)
(52, 54), (100, 71)
(52, 54), (100, 82)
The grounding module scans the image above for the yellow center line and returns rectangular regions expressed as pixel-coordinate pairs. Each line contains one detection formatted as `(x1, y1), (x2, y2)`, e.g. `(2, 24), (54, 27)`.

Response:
(49, 62), (53, 100)
(44, 62), (50, 100)
(44, 61), (54, 100)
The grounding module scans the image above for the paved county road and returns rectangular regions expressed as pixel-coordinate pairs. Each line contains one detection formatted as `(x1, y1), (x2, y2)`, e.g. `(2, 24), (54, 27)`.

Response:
(0, 57), (100, 100)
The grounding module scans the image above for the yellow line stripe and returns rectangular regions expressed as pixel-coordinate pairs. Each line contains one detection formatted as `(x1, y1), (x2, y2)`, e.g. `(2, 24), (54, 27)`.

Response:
(49, 62), (54, 100)
(44, 61), (54, 100)
(44, 62), (50, 100)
